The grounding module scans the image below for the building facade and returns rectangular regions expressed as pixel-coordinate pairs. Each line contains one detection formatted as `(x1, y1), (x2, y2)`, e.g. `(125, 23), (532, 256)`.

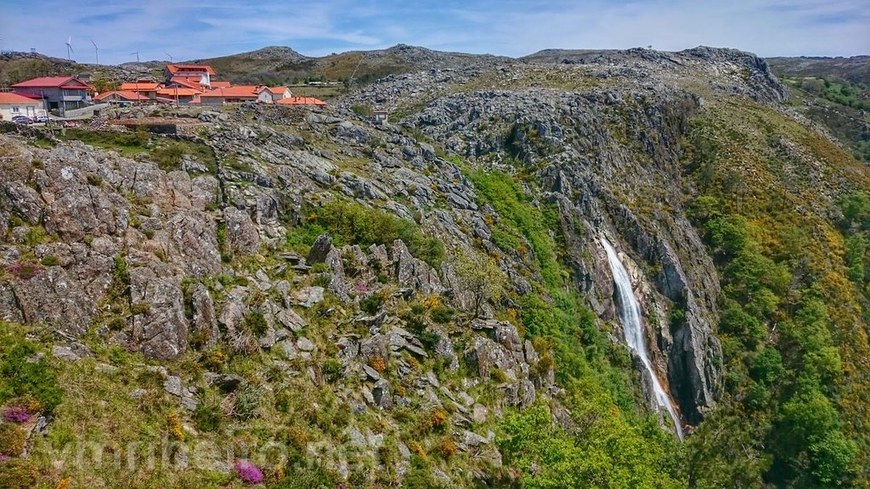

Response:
(0, 92), (45, 120)
(12, 77), (91, 114)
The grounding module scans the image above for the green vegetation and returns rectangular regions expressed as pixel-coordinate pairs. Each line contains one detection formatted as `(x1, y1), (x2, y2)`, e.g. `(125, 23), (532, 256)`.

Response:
(351, 104), (374, 117)
(56, 129), (217, 172)
(286, 200), (445, 267)
(455, 160), (675, 486)
(0, 322), (63, 412)
(499, 401), (681, 488)
(454, 250), (506, 318)
(780, 75), (870, 163)
(680, 101), (870, 487)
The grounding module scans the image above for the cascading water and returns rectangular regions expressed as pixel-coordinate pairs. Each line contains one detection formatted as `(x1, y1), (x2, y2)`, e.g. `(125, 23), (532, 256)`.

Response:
(601, 238), (685, 440)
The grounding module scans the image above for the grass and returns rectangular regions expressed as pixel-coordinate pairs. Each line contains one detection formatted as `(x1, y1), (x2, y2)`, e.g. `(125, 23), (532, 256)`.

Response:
(57, 129), (217, 172)
(285, 200), (445, 268)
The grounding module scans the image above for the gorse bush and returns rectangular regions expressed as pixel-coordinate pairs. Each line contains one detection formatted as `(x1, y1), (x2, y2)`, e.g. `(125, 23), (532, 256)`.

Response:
(289, 200), (444, 267)
(0, 424), (25, 457)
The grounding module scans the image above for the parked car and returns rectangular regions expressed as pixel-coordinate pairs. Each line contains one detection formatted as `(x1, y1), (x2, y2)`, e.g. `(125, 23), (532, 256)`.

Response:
(34, 115), (49, 123)
(11, 116), (33, 124)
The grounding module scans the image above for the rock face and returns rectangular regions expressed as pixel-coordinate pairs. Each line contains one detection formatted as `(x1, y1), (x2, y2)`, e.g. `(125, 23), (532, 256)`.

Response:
(0, 47), (790, 434)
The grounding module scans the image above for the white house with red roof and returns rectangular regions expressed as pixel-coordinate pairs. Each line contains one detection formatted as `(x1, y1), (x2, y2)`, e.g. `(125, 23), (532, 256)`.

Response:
(0, 92), (45, 121)
(256, 86), (292, 103)
(165, 64), (215, 88)
(12, 76), (91, 113)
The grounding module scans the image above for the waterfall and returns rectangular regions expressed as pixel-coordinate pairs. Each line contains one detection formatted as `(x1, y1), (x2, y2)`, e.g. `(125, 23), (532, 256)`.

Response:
(601, 238), (685, 440)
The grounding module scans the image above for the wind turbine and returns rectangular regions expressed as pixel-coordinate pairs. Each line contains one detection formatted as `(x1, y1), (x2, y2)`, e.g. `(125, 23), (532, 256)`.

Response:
(130, 50), (140, 63)
(65, 37), (73, 61)
(166, 52), (174, 63)
(91, 39), (99, 64)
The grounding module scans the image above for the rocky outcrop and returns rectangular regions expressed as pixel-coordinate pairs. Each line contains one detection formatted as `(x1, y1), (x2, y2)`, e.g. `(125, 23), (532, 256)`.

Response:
(0, 47), (786, 432)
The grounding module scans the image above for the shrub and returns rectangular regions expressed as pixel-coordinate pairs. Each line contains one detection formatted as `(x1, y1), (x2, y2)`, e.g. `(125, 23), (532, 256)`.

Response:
(351, 104), (374, 117)
(0, 458), (38, 489)
(408, 441), (426, 459)
(39, 255), (59, 267)
(360, 293), (385, 315)
(233, 385), (261, 420)
(234, 460), (265, 485)
(200, 346), (228, 371)
(311, 201), (444, 267)
(167, 412), (184, 441)
(1, 406), (30, 424)
(130, 302), (151, 315)
(86, 174), (103, 186)
(0, 424), (25, 456)
(369, 356), (386, 373)
(429, 305), (455, 324)
(287, 425), (308, 450)
(420, 408), (449, 433)
(322, 359), (343, 383)
(242, 311), (268, 336)
(438, 436), (458, 459)
(194, 400), (222, 432)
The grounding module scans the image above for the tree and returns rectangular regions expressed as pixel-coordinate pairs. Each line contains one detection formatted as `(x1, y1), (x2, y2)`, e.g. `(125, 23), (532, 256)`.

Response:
(455, 250), (506, 318)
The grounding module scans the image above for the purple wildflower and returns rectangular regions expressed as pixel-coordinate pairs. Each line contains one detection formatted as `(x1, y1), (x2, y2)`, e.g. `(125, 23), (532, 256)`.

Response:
(2, 405), (31, 423)
(234, 460), (265, 485)
(0, 455), (10, 463)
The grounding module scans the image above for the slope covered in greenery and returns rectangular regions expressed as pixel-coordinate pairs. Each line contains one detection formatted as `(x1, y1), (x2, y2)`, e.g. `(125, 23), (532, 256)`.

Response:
(680, 99), (870, 487)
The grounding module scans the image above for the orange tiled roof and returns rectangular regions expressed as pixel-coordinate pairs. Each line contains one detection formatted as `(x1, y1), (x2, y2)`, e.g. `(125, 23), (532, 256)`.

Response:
(166, 64), (216, 76)
(277, 96), (326, 107)
(169, 77), (202, 89)
(210, 81), (231, 88)
(120, 82), (161, 91)
(94, 90), (145, 102)
(199, 86), (259, 98)
(0, 92), (42, 104)
(156, 88), (201, 97)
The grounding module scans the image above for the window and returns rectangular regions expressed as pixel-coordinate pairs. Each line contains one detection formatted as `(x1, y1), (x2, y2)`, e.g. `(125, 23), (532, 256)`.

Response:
(11, 106), (19, 113)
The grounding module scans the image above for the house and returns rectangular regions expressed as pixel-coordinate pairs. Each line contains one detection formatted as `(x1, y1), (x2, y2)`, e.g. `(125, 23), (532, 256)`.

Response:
(119, 81), (163, 100)
(277, 96), (326, 108)
(198, 86), (259, 105)
(156, 88), (201, 104)
(12, 76), (92, 114)
(167, 76), (203, 91)
(94, 90), (143, 104)
(373, 109), (388, 124)
(256, 86), (291, 103)
(165, 64), (216, 87)
(0, 92), (45, 120)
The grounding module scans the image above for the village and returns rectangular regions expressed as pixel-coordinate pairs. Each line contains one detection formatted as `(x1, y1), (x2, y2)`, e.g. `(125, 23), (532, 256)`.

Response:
(0, 62), (327, 123)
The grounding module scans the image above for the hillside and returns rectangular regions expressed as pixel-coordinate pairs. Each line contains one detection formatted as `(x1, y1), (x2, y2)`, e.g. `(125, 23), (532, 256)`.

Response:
(767, 56), (870, 163)
(192, 44), (509, 87)
(0, 45), (868, 489)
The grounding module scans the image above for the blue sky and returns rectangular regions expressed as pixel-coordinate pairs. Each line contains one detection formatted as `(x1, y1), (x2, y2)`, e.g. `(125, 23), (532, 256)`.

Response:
(1, 0), (867, 65)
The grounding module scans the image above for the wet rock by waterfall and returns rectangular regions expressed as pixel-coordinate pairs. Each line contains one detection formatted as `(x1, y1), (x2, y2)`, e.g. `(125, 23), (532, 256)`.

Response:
(601, 237), (684, 439)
